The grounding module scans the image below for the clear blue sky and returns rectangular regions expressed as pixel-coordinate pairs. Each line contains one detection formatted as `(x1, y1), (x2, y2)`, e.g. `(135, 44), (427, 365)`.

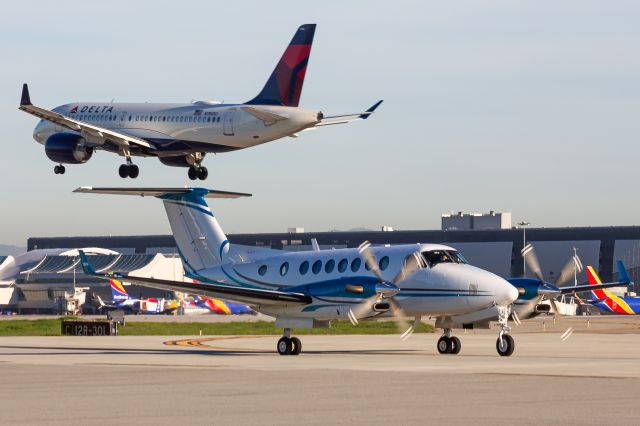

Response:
(1, 1), (639, 246)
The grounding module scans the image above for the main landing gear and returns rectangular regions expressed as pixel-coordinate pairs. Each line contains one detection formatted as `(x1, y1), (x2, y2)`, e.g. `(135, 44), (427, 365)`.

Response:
(188, 165), (208, 181)
(495, 305), (515, 357)
(277, 329), (302, 355)
(437, 329), (462, 355)
(118, 163), (139, 179)
(53, 164), (66, 175)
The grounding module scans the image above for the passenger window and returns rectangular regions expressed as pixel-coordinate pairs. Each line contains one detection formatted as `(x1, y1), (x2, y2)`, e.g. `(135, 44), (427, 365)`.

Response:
(299, 261), (309, 275)
(351, 258), (361, 272)
(312, 260), (322, 274)
(258, 265), (267, 276)
(128, 116), (132, 121)
(325, 259), (335, 273)
(280, 262), (289, 276)
(338, 258), (348, 273)
(379, 256), (390, 271)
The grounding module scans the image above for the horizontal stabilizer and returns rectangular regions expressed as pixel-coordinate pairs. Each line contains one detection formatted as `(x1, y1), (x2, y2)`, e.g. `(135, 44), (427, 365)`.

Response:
(73, 187), (252, 199)
(241, 106), (288, 123)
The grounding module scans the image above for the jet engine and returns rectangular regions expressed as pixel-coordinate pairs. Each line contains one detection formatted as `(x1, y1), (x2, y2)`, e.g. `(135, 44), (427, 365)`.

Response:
(45, 133), (93, 164)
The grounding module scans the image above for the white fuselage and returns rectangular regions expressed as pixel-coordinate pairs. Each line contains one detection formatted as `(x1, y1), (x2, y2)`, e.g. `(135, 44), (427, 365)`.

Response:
(189, 243), (518, 321)
(33, 102), (322, 155)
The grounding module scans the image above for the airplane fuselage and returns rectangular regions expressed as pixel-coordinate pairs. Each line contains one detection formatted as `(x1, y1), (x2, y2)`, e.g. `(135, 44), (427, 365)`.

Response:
(33, 102), (322, 157)
(187, 243), (517, 321)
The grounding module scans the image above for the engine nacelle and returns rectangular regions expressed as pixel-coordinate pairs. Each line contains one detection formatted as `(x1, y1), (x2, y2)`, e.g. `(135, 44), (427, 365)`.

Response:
(45, 133), (93, 164)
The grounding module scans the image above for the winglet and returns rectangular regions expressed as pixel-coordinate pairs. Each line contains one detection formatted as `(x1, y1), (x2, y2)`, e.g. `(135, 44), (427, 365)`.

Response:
(617, 260), (631, 284)
(20, 83), (32, 106)
(359, 100), (383, 119)
(78, 250), (97, 275)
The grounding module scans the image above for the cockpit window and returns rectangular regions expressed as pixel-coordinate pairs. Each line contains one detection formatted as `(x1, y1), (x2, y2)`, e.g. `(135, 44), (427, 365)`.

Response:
(421, 250), (468, 267)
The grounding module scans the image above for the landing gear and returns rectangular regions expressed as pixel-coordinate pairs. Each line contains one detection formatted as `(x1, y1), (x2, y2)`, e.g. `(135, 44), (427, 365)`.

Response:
(53, 164), (66, 175)
(437, 329), (461, 355)
(496, 334), (515, 356)
(118, 150), (139, 179)
(496, 305), (515, 357)
(188, 166), (208, 181)
(277, 329), (302, 355)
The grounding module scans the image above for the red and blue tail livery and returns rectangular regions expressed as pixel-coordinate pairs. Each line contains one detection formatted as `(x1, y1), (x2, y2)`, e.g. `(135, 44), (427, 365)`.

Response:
(246, 24), (316, 107)
(587, 261), (638, 315)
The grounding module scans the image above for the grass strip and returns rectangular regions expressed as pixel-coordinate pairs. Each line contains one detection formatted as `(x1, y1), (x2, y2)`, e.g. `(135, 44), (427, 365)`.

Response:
(0, 319), (434, 336)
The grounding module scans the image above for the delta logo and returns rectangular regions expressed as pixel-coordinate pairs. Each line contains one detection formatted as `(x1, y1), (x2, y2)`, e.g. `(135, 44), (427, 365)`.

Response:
(69, 105), (114, 114)
(69, 106), (78, 114)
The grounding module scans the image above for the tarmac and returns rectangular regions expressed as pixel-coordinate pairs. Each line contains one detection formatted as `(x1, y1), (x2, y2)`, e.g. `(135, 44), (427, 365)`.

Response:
(0, 316), (639, 425)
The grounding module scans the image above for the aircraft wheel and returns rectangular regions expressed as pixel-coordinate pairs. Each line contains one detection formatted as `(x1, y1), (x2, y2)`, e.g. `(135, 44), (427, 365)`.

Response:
(54, 165), (60, 174)
(188, 167), (198, 181)
(59, 165), (65, 174)
(129, 164), (139, 179)
(290, 337), (302, 355)
(119, 164), (129, 178)
(198, 166), (208, 180)
(277, 337), (292, 355)
(450, 336), (461, 354)
(437, 336), (452, 354)
(496, 334), (515, 357)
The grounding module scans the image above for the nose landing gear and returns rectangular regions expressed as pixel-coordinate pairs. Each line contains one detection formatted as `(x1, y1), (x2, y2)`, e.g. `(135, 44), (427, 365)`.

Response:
(496, 305), (515, 356)
(53, 164), (66, 175)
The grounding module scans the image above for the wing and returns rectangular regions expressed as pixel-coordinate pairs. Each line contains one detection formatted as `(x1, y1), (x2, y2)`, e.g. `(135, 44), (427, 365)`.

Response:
(19, 84), (153, 150)
(559, 281), (629, 295)
(78, 250), (309, 307)
(315, 100), (383, 127)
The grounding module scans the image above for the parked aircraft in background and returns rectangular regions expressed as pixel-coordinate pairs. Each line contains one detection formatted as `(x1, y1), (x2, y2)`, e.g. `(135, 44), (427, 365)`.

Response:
(506, 246), (630, 320)
(191, 295), (254, 315)
(77, 186), (520, 357)
(19, 24), (382, 180)
(96, 279), (179, 315)
(586, 262), (638, 315)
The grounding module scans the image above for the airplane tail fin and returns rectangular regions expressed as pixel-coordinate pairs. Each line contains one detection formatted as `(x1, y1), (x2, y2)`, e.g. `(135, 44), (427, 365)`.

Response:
(245, 24), (316, 107)
(110, 279), (129, 302)
(586, 265), (614, 301)
(74, 187), (251, 276)
(617, 260), (631, 285)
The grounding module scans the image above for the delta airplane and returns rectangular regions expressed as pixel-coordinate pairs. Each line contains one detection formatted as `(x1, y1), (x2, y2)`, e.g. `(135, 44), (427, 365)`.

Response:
(586, 263), (638, 314)
(19, 24), (381, 180)
(76, 186), (521, 357)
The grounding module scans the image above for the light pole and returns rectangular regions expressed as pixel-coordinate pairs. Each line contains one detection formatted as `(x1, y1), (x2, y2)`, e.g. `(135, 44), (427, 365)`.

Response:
(518, 221), (530, 276)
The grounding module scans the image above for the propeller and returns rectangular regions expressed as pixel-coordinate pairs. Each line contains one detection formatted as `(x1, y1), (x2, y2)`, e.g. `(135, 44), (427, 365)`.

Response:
(521, 244), (582, 340)
(349, 241), (424, 339)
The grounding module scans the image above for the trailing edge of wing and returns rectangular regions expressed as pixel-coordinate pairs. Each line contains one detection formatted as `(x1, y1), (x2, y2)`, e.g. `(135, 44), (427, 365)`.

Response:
(19, 84), (153, 150)
(316, 100), (383, 127)
(73, 187), (252, 199)
(559, 281), (630, 295)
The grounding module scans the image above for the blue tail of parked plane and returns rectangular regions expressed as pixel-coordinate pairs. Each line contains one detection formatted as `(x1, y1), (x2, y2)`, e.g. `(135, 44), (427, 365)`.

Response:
(246, 24), (316, 107)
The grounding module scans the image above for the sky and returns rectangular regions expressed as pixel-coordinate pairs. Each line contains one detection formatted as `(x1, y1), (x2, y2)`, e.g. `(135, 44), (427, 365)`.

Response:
(1, 0), (639, 246)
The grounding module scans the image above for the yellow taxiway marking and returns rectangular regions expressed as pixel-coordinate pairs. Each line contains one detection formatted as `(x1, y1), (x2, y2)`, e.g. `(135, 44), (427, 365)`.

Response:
(163, 336), (270, 351)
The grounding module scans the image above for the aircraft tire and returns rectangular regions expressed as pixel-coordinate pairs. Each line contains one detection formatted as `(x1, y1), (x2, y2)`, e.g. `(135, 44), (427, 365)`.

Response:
(496, 334), (515, 357)
(198, 167), (208, 180)
(290, 337), (302, 355)
(450, 336), (461, 354)
(119, 164), (129, 178)
(437, 336), (452, 354)
(54, 165), (60, 174)
(59, 165), (65, 174)
(129, 164), (139, 179)
(277, 337), (292, 355)
(188, 167), (198, 180)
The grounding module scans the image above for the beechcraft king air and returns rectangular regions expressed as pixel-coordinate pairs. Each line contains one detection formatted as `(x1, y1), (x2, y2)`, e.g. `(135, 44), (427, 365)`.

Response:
(19, 24), (382, 180)
(76, 186), (521, 357)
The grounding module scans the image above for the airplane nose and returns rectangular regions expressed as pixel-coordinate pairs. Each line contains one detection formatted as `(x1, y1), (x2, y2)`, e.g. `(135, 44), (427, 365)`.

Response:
(500, 279), (519, 305)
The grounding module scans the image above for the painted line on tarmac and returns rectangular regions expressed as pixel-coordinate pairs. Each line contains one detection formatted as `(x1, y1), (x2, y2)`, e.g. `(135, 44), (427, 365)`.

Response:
(164, 336), (270, 351)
